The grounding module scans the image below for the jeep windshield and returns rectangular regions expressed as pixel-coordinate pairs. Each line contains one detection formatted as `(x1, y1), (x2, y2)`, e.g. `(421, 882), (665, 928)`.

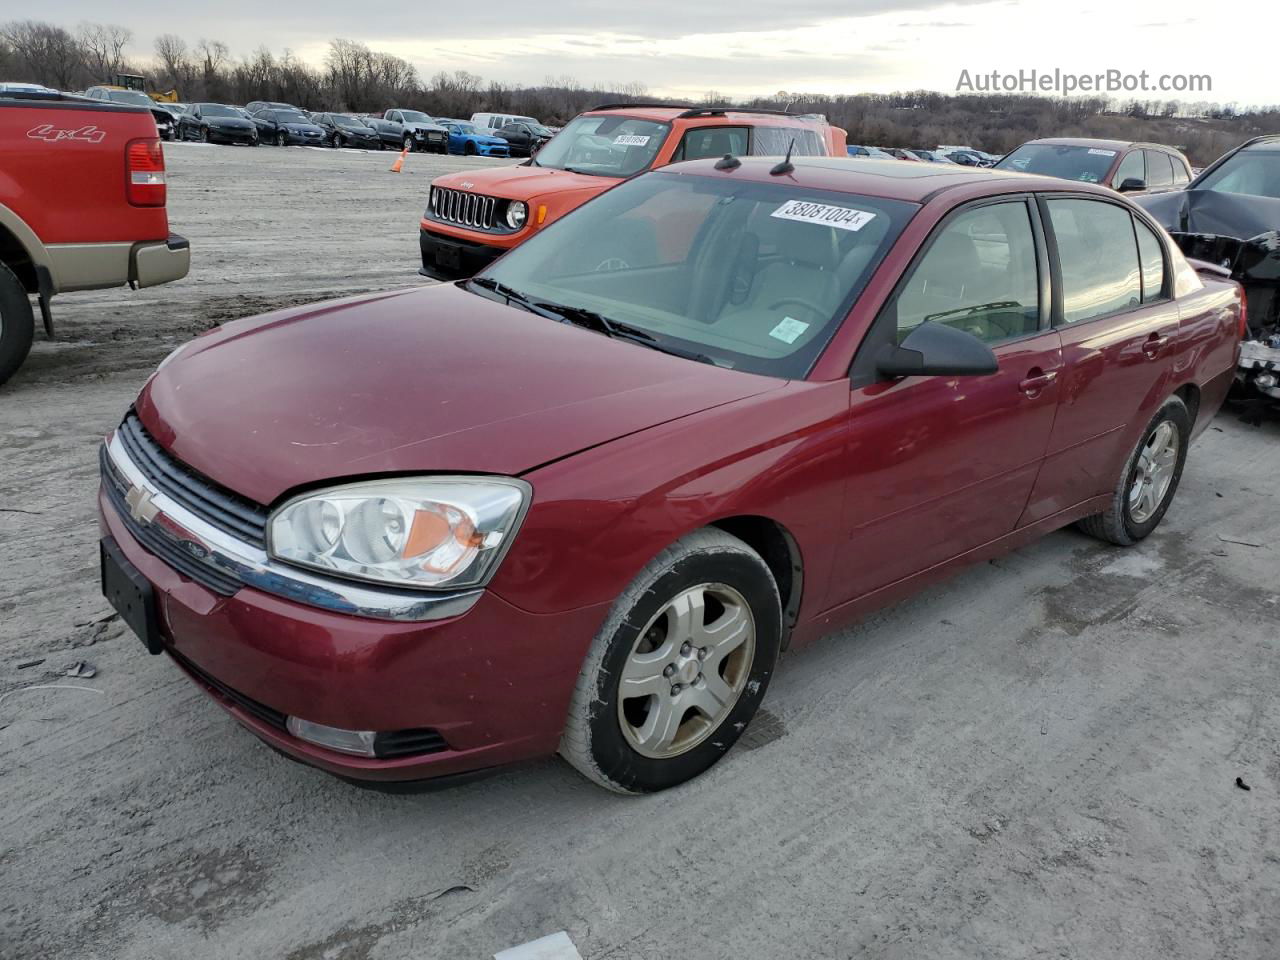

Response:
(471, 171), (915, 378)
(533, 115), (670, 178)
(994, 144), (1116, 183)
(1195, 146), (1280, 200)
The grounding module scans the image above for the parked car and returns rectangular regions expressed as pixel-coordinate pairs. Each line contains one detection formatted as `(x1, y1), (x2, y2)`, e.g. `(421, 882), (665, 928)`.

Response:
(82, 85), (176, 140)
(471, 112), (539, 131)
(355, 115), (408, 150)
(246, 100), (302, 114)
(995, 139), (1192, 195)
(251, 107), (326, 146)
(910, 149), (957, 163)
(884, 148), (924, 162)
(0, 82), (55, 94)
(382, 109), (448, 153)
(1137, 134), (1280, 408)
(99, 157), (1239, 793)
(847, 145), (896, 159)
(312, 113), (382, 149)
(420, 103), (848, 280)
(177, 103), (258, 145)
(494, 120), (555, 157)
(437, 119), (512, 157)
(944, 150), (992, 167)
(0, 89), (188, 385)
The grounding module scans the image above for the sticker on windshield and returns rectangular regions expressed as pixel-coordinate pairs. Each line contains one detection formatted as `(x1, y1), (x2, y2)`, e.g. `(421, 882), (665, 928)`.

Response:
(1088, 148), (1117, 156)
(613, 134), (651, 146)
(769, 316), (810, 344)
(770, 200), (876, 232)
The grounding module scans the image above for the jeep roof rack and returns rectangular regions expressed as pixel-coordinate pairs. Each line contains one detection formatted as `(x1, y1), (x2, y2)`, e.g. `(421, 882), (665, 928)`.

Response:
(589, 102), (697, 112)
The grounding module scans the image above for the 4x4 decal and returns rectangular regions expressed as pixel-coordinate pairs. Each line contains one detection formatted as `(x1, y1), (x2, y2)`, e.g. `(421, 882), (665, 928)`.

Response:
(27, 123), (106, 144)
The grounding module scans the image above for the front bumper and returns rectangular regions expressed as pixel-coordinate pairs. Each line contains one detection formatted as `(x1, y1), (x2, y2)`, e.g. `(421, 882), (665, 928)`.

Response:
(132, 234), (190, 288)
(285, 131), (326, 145)
(209, 127), (258, 144)
(98, 471), (607, 783)
(418, 226), (507, 281)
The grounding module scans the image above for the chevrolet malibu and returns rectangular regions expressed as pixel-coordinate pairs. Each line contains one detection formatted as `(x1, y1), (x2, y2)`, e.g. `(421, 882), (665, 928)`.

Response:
(99, 158), (1243, 794)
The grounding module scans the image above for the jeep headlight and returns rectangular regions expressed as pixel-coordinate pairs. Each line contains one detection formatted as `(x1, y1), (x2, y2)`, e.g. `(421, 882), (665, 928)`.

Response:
(505, 201), (528, 229)
(269, 477), (530, 589)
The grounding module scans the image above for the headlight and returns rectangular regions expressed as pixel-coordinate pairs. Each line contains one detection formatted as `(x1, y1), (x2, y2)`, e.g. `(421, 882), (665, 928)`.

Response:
(505, 201), (529, 229)
(268, 477), (530, 590)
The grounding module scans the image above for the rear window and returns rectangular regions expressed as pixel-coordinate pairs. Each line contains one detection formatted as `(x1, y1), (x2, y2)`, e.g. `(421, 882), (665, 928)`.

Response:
(749, 126), (826, 157)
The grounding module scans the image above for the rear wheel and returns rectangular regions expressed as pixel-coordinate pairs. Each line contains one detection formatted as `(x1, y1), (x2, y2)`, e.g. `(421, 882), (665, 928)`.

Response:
(560, 528), (782, 794)
(1078, 395), (1191, 545)
(0, 262), (35, 387)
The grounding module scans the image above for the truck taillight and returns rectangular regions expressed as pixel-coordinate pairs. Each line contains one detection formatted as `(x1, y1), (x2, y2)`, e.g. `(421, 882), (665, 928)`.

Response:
(126, 138), (166, 207)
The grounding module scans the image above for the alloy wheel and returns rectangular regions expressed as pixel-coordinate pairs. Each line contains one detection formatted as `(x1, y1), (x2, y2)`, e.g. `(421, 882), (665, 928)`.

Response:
(616, 583), (756, 759)
(1128, 420), (1180, 524)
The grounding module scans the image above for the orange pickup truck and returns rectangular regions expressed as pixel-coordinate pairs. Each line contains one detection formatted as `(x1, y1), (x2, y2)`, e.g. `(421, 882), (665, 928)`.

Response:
(419, 103), (847, 280)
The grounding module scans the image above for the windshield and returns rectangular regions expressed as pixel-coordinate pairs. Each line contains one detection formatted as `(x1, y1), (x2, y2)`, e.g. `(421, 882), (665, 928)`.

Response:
(995, 144), (1117, 183)
(399, 110), (430, 123)
(200, 105), (238, 118)
(475, 171), (915, 378)
(332, 116), (361, 128)
(274, 110), (309, 123)
(533, 115), (670, 178)
(528, 124), (553, 136)
(109, 90), (155, 106)
(1195, 148), (1280, 199)
(451, 122), (476, 134)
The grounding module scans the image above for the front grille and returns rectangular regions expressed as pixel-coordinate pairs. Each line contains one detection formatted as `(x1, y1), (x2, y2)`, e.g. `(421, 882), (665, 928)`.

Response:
(117, 412), (268, 547)
(429, 186), (499, 230)
(100, 446), (242, 596)
(170, 648), (288, 731)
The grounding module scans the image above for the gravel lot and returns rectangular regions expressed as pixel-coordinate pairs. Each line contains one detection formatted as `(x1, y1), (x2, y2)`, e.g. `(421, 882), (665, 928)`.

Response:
(2, 143), (1278, 960)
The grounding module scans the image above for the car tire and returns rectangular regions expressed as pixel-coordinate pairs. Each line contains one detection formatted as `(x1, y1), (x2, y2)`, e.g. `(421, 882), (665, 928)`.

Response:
(0, 261), (36, 387)
(199, 127), (209, 143)
(1077, 395), (1191, 546)
(560, 528), (782, 794)
(276, 131), (287, 147)
(464, 140), (477, 156)
(403, 135), (414, 152)
(331, 133), (341, 148)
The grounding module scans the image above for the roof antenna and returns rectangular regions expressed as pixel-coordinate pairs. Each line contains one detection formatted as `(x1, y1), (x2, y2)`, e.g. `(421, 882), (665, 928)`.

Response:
(715, 153), (741, 170)
(770, 139), (796, 176)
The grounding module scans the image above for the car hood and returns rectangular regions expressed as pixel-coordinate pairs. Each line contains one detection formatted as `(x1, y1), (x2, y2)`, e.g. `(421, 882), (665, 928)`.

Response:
(432, 164), (617, 200)
(136, 283), (783, 506)
(1137, 188), (1280, 240)
(209, 118), (253, 129)
(285, 123), (323, 133)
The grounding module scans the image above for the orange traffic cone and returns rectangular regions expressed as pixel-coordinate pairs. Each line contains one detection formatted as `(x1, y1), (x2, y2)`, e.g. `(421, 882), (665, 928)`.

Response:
(390, 146), (409, 173)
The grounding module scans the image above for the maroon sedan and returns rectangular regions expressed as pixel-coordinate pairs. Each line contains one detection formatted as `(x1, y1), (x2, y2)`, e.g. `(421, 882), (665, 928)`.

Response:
(100, 157), (1243, 793)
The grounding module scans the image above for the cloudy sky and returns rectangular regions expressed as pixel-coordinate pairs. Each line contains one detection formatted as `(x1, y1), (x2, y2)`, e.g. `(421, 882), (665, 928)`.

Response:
(48, 0), (1269, 105)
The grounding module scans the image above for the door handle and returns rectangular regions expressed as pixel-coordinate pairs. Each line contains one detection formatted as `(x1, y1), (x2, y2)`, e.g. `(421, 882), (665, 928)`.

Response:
(1018, 370), (1057, 397)
(1142, 333), (1169, 359)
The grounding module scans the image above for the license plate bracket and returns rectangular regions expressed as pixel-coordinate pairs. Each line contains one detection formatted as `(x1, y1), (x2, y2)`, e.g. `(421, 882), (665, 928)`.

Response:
(434, 241), (462, 272)
(100, 537), (162, 655)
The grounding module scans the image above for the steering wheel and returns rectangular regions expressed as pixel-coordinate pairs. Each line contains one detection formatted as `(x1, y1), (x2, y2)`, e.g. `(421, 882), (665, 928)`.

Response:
(768, 297), (828, 320)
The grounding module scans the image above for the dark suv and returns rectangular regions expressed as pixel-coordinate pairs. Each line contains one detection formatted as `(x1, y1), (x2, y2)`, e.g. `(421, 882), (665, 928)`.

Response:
(995, 138), (1191, 195)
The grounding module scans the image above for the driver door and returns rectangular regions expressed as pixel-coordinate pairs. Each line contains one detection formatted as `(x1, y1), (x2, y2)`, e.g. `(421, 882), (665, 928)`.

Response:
(825, 198), (1063, 608)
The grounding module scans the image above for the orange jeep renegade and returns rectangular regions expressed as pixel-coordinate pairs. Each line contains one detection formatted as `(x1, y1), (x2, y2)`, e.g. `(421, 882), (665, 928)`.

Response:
(418, 103), (848, 279)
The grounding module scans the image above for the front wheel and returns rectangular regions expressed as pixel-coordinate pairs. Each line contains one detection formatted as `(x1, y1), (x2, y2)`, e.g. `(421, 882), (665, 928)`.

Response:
(463, 140), (477, 156)
(0, 262), (36, 387)
(560, 528), (782, 794)
(199, 127), (209, 143)
(1078, 395), (1191, 545)
(331, 133), (342, 148)
(275, 131), (287, 147)
(402, 135), (414, 152)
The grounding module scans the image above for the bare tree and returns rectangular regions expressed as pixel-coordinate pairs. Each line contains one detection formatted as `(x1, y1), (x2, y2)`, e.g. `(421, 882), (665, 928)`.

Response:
(153, 33), (189, 89)
(76, 21), (132, 81)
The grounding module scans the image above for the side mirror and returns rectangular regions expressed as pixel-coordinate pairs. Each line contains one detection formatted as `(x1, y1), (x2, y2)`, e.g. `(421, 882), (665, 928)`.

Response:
(1117, 177), (1146, 193)
(876, 322), (998, 379)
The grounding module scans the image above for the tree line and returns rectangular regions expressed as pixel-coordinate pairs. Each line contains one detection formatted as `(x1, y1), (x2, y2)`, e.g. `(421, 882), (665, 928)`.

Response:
(3, 18), (1276, 164)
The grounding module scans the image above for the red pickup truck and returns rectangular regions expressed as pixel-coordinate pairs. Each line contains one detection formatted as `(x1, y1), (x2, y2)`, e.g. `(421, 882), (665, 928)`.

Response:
(0, 90), (189, 386)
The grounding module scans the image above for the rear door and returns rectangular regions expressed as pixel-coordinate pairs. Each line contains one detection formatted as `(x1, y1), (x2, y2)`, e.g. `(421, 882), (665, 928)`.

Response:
(1020, 195), (1180, 523)
(1143, 150), (1176, 194)
(826, 197), (1063, 607)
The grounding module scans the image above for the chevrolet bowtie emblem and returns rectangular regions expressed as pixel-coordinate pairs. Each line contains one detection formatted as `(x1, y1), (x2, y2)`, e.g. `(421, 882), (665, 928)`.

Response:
(125, 484), (161, 525)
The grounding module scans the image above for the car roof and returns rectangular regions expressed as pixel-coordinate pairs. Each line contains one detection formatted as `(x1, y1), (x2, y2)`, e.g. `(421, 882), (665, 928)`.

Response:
(661, 155), (1113, 203)
(581, 105), (827, 127)
(1020, 137), (1183, 154)
(1237, 136), (1280, 152)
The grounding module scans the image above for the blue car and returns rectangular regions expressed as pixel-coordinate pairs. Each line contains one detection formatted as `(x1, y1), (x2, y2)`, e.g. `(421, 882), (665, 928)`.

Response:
(438, 120), (511, 157)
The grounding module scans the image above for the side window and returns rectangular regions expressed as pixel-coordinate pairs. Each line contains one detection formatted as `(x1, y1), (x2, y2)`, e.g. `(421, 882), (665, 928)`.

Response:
(673, 126), (748, 162)
(749, 127), (826, 157)
(891, 201), (1041, 344)
(1171, 158), (1191, 186)
(1112, 150), (1145, 189)
(389, 112), (401, 123)
(1134, 218), (1167, 302)
(1144, 150), (1174, 188)
(1046, 198), (1142, 324)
